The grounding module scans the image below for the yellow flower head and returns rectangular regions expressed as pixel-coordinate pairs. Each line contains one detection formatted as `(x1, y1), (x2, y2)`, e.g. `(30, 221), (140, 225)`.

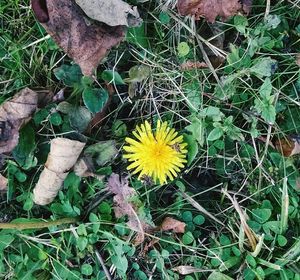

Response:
(123, 120), (188, 185)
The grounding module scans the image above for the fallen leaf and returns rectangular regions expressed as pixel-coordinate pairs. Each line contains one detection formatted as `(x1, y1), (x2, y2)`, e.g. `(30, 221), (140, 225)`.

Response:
(0, 174), (8, 191)
(180, 61), (207, 70)
(33, 138), (86, 205)
(107, 173), (154, 245)
(0, 88), (38, 154)
(274, 136), (300, 157)
(75, 0), (142, 27)
(177, 0), (252, 23)
(160, 217), (186, 233)
(31, 0), (125, 76)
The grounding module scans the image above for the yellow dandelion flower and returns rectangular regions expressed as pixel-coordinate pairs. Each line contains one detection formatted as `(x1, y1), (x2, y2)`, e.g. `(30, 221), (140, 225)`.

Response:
(123, 120), (188, 185)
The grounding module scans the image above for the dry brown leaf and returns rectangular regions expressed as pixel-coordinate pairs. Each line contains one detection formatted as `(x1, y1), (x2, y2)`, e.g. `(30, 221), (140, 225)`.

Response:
(274, 136), (300, 157)
(107, 173), (154, 245)
(0, 88), (38, 154)
(75, 0), (142, 27)
(160, 217), (186, 233)
(31, 0), (125, 76)
(0, 174), (8, 192)
(177, 0), (252, 23)
(180, 61), (208, 70)
(33, 138), (86, 205)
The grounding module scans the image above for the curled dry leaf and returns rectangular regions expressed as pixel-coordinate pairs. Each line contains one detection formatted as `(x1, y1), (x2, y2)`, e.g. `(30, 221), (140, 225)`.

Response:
(31, 0), (125, 76)
(33, 138), (85, 205)
(160, 217), (186, 233)
(274, 136), (300, 157)
(75, 0), (142, 27)
(177, 0), (252, 22)
(0, 88), (38, 154)
(107, 173), (154, 245)
(0, 174), (8, 192)
(180, 61), (208, 70)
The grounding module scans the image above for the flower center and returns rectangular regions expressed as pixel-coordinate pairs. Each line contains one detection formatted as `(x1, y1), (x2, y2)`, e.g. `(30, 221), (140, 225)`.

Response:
(150, 142), (170, 160)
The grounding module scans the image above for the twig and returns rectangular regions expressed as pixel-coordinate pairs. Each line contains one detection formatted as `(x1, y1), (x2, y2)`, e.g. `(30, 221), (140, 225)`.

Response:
(0, 217), (78, 230)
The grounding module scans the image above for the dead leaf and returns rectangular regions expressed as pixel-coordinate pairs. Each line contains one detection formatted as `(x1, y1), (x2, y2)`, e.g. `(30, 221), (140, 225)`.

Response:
(0, 174), (8, 192)
(139, 238), (159, 257)
(177, 0), (252, 23)
(180, 61), (208, 70)
(31, 0), (125, 76)
(107, 173), (154, 245)
(75, 0), (142, 27)
(274, 136), (300, 157)
(160, 217), (186, 233)
(0, 88), (38, 154)
(33, 138), (86, 205)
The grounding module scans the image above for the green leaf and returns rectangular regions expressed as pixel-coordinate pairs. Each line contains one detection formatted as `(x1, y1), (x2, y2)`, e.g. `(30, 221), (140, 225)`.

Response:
(81, 264), (93, 276)
(183, 134), (198, 166)
(82, 88), (108, 114)
(84, 140), (118, 166)
(126, 23), (149, 49)
(252, 208), (272, 224)
(50, 112), (62, 126)
(200, 106), (224, 122)
(177, 42), (190, 57)
(57, 101), (73, 114)
(186, 116), (205, 146)
(0, 234), (14, 251)
(159, 12), (170, 24)
(77, 237), (88, 251)
(54, 64), (82, 87)
(220, 234), (231, 246)
(112, 120), (127, 138)
(207, 272), (234, 280)
(193, 215), (205, 225)
(69, 106), (92, 132)
(246, 255), (257, 268)
(234, 15), (248, 34)
(101, 70), (125, 85)
(182, 232), (194, 245)
(182, 211), (193, 222)
(250, 57), (277, 77)
(254, 98), (276, 124)
(208, 127), (224, 141)
(125, 65), (151, 83)
(259, 78), (272, 98)
(277, 235), (287, 247)
(265, 15), (281, 29)
(263, 221), (281, 235)
(12, 124), (36, 168)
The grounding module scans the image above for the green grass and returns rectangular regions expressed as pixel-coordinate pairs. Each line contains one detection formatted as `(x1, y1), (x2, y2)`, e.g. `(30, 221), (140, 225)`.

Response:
(0, 0), (300, 279)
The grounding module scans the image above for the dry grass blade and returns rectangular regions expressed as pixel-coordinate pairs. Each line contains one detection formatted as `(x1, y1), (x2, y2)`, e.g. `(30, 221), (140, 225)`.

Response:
(222, 190), (257, 252)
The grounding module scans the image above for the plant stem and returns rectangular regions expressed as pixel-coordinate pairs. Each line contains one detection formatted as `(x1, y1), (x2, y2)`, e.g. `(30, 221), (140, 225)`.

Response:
(0, 217), (78, 230)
